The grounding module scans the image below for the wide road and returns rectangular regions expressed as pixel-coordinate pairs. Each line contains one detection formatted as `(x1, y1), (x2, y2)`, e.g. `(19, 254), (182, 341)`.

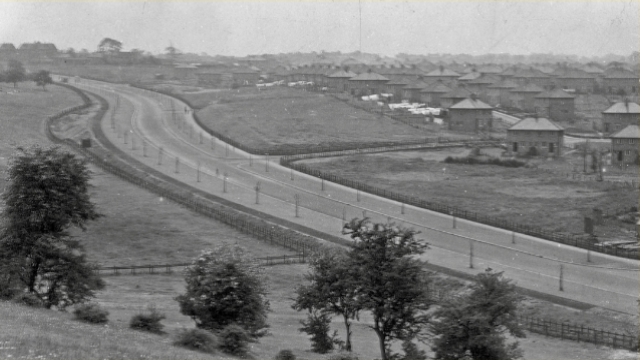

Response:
(75, 79), (639, 315)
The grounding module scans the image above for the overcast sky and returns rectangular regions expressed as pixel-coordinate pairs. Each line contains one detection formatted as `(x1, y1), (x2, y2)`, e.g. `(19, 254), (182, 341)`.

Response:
(0, 1), (638, 57)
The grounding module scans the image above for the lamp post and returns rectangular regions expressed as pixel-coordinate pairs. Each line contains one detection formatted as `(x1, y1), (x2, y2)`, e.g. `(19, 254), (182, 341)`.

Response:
(255, 181), (261, 204)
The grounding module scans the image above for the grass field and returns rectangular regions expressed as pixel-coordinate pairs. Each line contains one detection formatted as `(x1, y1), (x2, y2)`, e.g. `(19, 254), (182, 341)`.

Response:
(0, 83), (637, 360)
(296, 147), (637, 239)
(195, 86), (446, 151)
(41, 63), (175, 84)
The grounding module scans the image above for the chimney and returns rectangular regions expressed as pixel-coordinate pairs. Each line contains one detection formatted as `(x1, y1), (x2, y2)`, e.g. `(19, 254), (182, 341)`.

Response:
(470, 93), (477, 101)
(624, 98), (629, 111)
(367, 68), (372, 73)
(439, 65), (444, 73)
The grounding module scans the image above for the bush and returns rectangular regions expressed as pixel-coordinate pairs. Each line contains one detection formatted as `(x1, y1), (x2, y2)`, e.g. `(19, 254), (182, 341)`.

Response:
(73, 303), (109, 324)
(275, 349), (296, 360)
(299, 311), (335, 354)
(173, 328), (219, 354)
(12, 292), (43, 308)
(329, 352), (360, 360)
(218, 324), (253, 356)
(130, 306), (166, 334)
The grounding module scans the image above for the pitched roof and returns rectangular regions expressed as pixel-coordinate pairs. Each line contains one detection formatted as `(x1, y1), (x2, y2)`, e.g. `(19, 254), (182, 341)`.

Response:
(508, 117), (564, 131)
(535, 89), (575, 99)
(458, 72), (482, 81)
(604, 68), (638, 79)
(511, 83), (544, 93)
(556, 68), (595, 79)
(487, 80), (519, 89)
(513, 67), (550, 79)
(449, 98), (493, 110)
(467, 75), (499, 85)
(425, 67), (460, 77)
(403, 79), (431, 90)
(328, 69), (358, 78)
(386, 77), (411, 86)
(611, 125), (640, 139)
(477, 65), (503, 74)
(349, 71), (389, 81)
(602, 101), (640, 114)
(420, 82), (451, 93)
(440, 87), (474, 98)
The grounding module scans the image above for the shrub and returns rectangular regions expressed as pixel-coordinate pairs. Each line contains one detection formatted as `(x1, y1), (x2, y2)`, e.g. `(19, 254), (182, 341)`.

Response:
(329, 352), (360, 360)
(218, 324), (253, 356)
(173, 328), (219, 354)
(275, 349), (296, 360)
(130, 306), (166, 334)
(12, 292), (43, 308)
(401, 339), (427, 360)
(299, 311), (335, 354)
(73, 303), (109, 324)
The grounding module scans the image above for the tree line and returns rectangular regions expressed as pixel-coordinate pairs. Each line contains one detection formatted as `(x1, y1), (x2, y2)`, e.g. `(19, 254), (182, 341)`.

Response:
(0, 59), (52, 90)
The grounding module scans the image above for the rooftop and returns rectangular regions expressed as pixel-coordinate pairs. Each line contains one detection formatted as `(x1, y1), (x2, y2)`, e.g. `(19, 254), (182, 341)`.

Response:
(611, 125), (640, 139)
(508, 117), (564, 131)
(602, 101), (640, 114)
(349, 71), (389, 81)
(449, 97), (493, 110)
(535, 89), (575, 99)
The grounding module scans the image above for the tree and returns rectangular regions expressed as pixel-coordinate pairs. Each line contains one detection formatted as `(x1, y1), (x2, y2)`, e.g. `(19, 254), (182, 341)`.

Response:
(165, 44), (182, 61)
(4, 59), (26, 88)
(175, 244), (270, 338)
(343, 219), (433, 360)
(430, 269), (525, 360)
(98, 38), (122, 53)
(293, 247), (360, 351)
(0, 146), (103, 309)
(32, 70), (53, 90)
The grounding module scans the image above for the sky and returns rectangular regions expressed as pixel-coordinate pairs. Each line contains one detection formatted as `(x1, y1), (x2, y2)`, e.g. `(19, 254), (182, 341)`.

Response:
(0, 0), (638, 57)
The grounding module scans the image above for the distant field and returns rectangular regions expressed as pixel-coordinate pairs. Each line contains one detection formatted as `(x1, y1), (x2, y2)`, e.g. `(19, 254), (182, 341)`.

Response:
(195, 86), (447, 152)
(296, 147), (637, 239)
(40, 63), (174, 83)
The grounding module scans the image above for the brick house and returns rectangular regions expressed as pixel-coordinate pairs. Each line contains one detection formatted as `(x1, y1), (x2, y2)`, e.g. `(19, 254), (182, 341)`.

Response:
(466, 75), (499, 102)
(486, 80), (518, 107)
(402, 78), (431, 103)
(448, 96), (494, 132)
(610, 125), (639, 166)
(348, 70), (389, 96)
(512, 67), (552, 89)
(602, 68), (639, 95)
(327, 69), (357, 92)
(534, 89), (575, 122)
(552, 67), (596, 93)
(439, 86), (474, 109)
(509, 83), (544, 112)
(419, 80), (451, 106)
(424, 66), (460, 87)
(602, 100), (640, 135)
(385, 78), (411, 102)
(507, 117), (564, 157)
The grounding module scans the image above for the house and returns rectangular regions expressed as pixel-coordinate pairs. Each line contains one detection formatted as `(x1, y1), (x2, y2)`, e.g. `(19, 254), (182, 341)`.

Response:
(439, 86), (474, 109)
(231, 67), (260, 85)
(448, 96), (494, 132)
(348, 69), (389, 97)
(419, 80), (451, 106)
(402, 78), (431, 103)
(552, 67), (596, 93)
(173, 64), (199, 80)
(512, 67), (552, 89)
(486, 80), (518, 107)
(507, 117), (564, 157)
(424, 66), (460, 87)
(509, 83), (544, 112)
(534, 89), (575, 122)
(385, 78), (411, 103)
(327, 69), (358, 92)
(465, 75), (499, 101)
(602, 68), (639, 95)
(602, 100), (640, 135)
(457, 70), (482, 84)
(610, 125), (639, 166)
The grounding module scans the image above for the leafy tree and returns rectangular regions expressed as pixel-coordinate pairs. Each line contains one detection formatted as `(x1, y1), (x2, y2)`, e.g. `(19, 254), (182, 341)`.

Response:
(0, 146), (103, 309)
(430, 269), (525, 360)
(32, 70), (53, 90)
(298, 310), (338, 353)
(66, 48), (76, 57)
(175, 244), (270, 338)
(343, 219), (433, 360)
(293, 247), (360, 351)
(4, 59), (26, 88)
(98, 38), (122, 53)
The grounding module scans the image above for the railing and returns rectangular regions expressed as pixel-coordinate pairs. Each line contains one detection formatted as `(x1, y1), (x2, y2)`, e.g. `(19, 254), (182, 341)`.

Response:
(280, 153), (640, 260)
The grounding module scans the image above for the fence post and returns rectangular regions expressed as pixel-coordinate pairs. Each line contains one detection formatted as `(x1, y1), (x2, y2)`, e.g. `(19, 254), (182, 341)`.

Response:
(401, 203), (405, 215)
(469, 239), (474, 268)
(512, 231), (516, 244)
(290, 168), (294, 181)
(175, 157), (180, 173)
(342, 206), (346, 224)
(294, 194), (300, 218)
(255, 181), (261, 204)
(356, 189), (360, 202)
(559, 264), (564, 291)
(223, 172), (228, 193)
(265, 153), (269, 172)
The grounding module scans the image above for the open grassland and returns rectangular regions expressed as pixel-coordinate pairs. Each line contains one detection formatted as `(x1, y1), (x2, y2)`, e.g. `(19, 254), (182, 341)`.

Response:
(195, 86), (442, 151)
(296, 147), (637, 239)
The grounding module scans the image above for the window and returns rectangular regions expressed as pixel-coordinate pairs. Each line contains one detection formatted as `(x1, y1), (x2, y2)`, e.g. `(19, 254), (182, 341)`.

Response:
(630, 139), (636, 144)
(626, 150), (632, 156)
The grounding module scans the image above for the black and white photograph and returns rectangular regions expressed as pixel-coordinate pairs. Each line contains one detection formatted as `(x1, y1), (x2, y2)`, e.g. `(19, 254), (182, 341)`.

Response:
(0, 1), (638, 359)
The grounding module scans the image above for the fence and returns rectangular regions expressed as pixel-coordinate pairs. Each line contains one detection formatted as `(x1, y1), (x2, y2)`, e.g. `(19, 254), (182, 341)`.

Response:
(95, 254), (308, 276)
(280, 153), (640, 260)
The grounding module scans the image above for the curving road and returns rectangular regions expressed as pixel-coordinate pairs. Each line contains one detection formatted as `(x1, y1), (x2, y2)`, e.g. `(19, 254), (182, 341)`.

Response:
(74, 79), (639, 315)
